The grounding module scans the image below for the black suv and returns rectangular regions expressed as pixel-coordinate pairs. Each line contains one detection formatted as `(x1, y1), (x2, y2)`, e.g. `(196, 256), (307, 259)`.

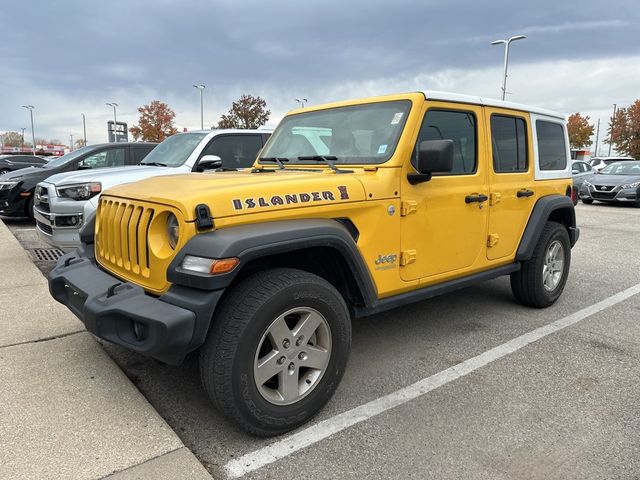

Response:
(0, 142), (156, 218)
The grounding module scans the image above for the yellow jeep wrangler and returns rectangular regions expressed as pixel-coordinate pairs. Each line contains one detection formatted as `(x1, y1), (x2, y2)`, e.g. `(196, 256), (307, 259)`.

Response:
(49, 91), (579, 436)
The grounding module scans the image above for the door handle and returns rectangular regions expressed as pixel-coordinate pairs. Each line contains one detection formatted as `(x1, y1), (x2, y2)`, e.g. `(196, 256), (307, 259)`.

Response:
(517, 189), (534, 198)
(465, 194), (488, 204)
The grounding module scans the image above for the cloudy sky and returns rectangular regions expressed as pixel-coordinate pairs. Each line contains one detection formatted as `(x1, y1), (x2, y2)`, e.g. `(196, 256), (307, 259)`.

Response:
(1, 0), (638, 153)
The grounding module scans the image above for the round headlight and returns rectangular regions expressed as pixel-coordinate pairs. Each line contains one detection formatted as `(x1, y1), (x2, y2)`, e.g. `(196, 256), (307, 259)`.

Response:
(166, 213), (179, 249)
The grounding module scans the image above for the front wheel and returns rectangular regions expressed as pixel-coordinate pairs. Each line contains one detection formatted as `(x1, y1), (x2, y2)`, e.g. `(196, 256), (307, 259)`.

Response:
(200, 268), (351, 436)
(511, 221), (571, 308)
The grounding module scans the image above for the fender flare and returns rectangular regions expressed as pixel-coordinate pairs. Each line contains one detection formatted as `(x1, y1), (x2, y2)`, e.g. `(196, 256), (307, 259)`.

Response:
(516, 194), (578, 262)
(167, 218), (377, 305)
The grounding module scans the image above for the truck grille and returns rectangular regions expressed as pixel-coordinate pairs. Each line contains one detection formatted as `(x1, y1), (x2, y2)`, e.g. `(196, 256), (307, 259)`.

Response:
(96, 198), (155, 278)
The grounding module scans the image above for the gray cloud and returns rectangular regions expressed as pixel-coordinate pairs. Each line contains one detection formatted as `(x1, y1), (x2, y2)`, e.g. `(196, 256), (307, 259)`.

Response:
(1, 0), (638, 143)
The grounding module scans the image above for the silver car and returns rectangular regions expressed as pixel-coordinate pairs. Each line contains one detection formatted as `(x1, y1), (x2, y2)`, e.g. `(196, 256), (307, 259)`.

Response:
(35, 129), (271, 250)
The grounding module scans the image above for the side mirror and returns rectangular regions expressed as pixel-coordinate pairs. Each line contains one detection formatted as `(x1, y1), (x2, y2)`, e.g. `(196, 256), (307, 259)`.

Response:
(197, 155), (222, 172)
(572, 169), (579, 174)
(408, 139), (454, 184)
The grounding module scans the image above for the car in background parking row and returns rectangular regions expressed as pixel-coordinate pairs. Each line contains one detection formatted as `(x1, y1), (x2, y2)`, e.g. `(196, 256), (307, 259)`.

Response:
(0, 142), (156, 219)
(579, 161), (640, 206)
(589, 156), (635, 172)
(0, 155), (49, 175)
(35, 129), (271, 250)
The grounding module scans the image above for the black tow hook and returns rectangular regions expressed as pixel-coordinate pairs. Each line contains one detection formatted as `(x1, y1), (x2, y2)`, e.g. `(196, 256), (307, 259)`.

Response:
(106, 282), (122, 298)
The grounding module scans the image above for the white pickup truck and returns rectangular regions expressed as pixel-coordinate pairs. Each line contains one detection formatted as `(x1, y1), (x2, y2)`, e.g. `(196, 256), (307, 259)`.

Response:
(35, 129), (271, 250)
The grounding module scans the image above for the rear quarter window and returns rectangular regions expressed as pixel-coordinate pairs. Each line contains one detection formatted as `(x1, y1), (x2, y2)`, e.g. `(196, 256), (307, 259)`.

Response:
(536, 120), (567, 171)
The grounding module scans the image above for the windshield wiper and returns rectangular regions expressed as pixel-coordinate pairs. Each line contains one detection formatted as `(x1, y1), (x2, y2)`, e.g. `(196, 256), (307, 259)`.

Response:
(139, 161), (167, 167)
(297, 155), (353, 174)
(259, 157), (290, 169)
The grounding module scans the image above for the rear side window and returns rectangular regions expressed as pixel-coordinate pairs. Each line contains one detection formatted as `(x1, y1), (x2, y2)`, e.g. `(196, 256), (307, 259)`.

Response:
(491, 115), (528, 173)
(536, 120), (567, 171)
(417, 109), (477, 175)
(132, 146), (153, 164)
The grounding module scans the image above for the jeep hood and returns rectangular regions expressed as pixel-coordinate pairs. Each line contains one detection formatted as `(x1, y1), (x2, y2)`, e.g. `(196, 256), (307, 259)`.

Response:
(102, 170), (367, 221)
(44, 165), (181, 187)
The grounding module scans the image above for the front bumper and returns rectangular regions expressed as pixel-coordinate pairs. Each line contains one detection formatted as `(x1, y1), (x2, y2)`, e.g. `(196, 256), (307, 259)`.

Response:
(579, 185), (639, 203)
(0, 187), (28, 217)
(34, 207), (83, 251)
(48, 246), (222, 364)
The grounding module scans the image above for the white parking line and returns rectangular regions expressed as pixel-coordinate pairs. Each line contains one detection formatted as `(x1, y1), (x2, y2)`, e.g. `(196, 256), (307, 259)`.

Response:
(225, 282), (640, 478)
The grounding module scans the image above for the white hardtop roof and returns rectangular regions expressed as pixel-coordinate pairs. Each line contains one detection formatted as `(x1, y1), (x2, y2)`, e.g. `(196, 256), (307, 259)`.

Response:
(188, 127), (274, 135)
(421, 90), (566, 120)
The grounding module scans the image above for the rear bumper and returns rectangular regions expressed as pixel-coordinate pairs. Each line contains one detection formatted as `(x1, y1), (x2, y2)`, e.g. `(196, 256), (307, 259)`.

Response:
(48, 246), (222, 364)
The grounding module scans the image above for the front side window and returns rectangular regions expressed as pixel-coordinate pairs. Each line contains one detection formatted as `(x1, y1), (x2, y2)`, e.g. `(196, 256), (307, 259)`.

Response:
(415, 109), (477, 175)
(260, 100), (411, 165)
(536, 120), (567, 171)
(201, 135), (264, 169)
(491, 115), (528, 173)
(78, 148), (126, 169)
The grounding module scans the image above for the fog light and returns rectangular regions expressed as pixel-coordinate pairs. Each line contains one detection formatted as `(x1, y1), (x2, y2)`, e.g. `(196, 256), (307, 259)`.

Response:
(181, 255), (239, 275)
(55, 215), (81, 227)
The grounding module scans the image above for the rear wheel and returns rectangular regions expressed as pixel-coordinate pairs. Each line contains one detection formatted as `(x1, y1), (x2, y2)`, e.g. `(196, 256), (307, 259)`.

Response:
(199, 267), (351, 436)
(511, 221), (571, 308)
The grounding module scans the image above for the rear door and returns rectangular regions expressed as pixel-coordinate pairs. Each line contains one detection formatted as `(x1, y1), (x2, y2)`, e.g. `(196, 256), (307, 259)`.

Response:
(485, 109), (536, 261)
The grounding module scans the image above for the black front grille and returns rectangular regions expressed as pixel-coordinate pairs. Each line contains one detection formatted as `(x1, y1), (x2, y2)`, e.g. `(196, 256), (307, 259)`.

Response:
(591, 191), (617, 200)
(36, 221), (53, 235)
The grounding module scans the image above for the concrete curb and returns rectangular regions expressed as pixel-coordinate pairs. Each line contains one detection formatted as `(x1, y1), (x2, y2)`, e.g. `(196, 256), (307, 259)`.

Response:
(0, 219), (213, 480)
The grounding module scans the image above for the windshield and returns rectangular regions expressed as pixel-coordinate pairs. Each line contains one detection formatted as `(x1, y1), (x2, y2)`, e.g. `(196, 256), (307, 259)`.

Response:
(139, 132), (208, 167)
(260, 100), (411, 165)
(43, 146), (96, 168)
(600, 162), (640, 175)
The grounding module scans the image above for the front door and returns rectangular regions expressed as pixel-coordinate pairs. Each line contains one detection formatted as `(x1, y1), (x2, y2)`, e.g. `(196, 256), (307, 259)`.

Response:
(400, 102), (489, 282)
(484, 109), (537, 260)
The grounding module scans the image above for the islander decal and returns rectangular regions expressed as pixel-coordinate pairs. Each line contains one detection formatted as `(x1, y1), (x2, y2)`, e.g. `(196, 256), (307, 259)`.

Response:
(232, 186), (350, 210)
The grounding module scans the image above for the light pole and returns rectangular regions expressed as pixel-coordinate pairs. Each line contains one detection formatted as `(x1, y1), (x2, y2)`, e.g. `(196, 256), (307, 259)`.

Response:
(295, 98), (308, 108)
(608, 103), (617, 156)
(105, 102), (118, 142)
(22, 105), (36, 154)
(491, 35), (526, 100)
(81, 113), (87, 146)
(20, 128), (26, 151)
(193, 84), (206, 130)
(70, 134), (74, 152)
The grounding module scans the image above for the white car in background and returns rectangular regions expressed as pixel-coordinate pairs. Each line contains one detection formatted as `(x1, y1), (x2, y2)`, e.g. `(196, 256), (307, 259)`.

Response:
(34, 129), (271, 251)
(589, 156), (635, 172)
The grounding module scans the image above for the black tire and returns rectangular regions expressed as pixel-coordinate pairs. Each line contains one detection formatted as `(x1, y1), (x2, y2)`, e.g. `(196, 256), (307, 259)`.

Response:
(26, 197), (34, 219)
(0, 169), (9, 176)
(581, 198), (594, 204)
(199, 267), (351, 436)
(511, 221), (571, 308)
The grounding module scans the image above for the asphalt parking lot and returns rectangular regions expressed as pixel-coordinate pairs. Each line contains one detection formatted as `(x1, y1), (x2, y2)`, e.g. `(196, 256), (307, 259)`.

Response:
(4, 202), (640, 479)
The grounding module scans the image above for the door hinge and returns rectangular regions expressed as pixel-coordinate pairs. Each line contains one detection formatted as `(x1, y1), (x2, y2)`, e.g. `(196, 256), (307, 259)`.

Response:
(487, 234), (500, 247)
(400, 200), (417, 216)
(400, 250), (417, 266)
(489, 192), (501, 206)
